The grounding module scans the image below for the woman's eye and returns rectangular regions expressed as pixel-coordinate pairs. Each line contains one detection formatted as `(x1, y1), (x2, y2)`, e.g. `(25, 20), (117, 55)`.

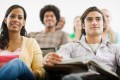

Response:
(10, 15), (15, 19)
(18, 16), (23, 20)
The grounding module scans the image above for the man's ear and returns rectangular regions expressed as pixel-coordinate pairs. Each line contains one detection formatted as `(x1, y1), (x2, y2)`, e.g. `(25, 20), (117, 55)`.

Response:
(82, 23), (85, 29)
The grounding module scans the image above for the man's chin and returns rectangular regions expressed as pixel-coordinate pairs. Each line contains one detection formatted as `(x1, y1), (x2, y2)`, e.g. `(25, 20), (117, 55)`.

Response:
(46, 25), (54, 28)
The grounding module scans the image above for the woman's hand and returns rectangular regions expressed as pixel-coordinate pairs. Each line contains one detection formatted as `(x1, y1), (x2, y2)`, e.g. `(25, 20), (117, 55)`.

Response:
(43, 52), (62, 67)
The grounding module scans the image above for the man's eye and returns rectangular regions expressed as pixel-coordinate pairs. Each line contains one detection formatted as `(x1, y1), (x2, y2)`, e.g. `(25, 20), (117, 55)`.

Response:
(96, 18), (101, 21)
(45, 15), (49, 18)
(87, 18), (92, 21)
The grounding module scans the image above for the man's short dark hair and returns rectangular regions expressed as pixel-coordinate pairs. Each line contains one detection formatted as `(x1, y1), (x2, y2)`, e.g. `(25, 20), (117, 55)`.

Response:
(81, 6), (105, 35)
(40, 4), (60, 25)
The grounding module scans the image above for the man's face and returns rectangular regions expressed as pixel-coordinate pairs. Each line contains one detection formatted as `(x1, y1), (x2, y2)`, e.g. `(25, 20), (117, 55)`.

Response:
(56, 17), (65, 30)
(83, 11), (104, 37)
(43, 11), (57, 28)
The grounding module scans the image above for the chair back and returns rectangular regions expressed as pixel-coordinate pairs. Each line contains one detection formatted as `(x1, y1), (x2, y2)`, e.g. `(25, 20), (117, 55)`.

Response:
(41, 47), (56, 56)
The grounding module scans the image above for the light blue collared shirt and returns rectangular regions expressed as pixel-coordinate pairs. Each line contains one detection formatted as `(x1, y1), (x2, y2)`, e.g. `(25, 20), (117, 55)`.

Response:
(57, 37), (120, 72)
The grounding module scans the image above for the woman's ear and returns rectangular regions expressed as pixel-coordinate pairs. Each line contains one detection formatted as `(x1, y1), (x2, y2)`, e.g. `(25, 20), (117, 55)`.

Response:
(4, 18), (7, 24)
(22, 20), (26, 27)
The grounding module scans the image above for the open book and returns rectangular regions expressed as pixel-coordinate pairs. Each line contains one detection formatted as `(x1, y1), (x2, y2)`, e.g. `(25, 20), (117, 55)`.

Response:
(58, 57), (120, 79)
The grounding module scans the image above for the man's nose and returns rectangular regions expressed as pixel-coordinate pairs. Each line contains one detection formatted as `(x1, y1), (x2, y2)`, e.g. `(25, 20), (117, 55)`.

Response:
(92, 19), (97, 25)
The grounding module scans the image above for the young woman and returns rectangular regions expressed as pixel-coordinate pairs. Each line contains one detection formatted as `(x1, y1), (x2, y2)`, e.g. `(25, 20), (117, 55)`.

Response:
(69, 16), (84, 42)
(101, 9), (120, 44)
(0, 4), (45, 80)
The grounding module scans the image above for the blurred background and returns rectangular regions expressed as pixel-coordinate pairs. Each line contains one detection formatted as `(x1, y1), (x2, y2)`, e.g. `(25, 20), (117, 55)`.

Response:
(0, 0), (120, 34)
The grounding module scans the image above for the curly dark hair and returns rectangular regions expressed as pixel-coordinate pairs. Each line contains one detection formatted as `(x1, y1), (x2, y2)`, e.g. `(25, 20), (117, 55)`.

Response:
(81, 6), (105, 35)
(0, 4), (27, 50)
(40, 4), (60, 25)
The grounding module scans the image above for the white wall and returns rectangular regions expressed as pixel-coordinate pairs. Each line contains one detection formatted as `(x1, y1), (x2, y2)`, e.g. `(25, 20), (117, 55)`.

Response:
(0, 0), (120, 34)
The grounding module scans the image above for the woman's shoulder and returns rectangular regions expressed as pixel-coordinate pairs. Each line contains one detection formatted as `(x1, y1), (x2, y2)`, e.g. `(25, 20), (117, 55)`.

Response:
(23, 36), (33, 40)
(22, 36), (36, 43)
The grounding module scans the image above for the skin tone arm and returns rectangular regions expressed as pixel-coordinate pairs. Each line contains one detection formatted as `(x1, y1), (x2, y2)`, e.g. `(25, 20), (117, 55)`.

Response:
(43, 52), (63, 66)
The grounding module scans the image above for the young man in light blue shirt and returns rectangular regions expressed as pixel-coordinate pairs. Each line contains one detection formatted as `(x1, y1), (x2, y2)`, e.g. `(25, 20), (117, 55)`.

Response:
(44, 6), (120, 80)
